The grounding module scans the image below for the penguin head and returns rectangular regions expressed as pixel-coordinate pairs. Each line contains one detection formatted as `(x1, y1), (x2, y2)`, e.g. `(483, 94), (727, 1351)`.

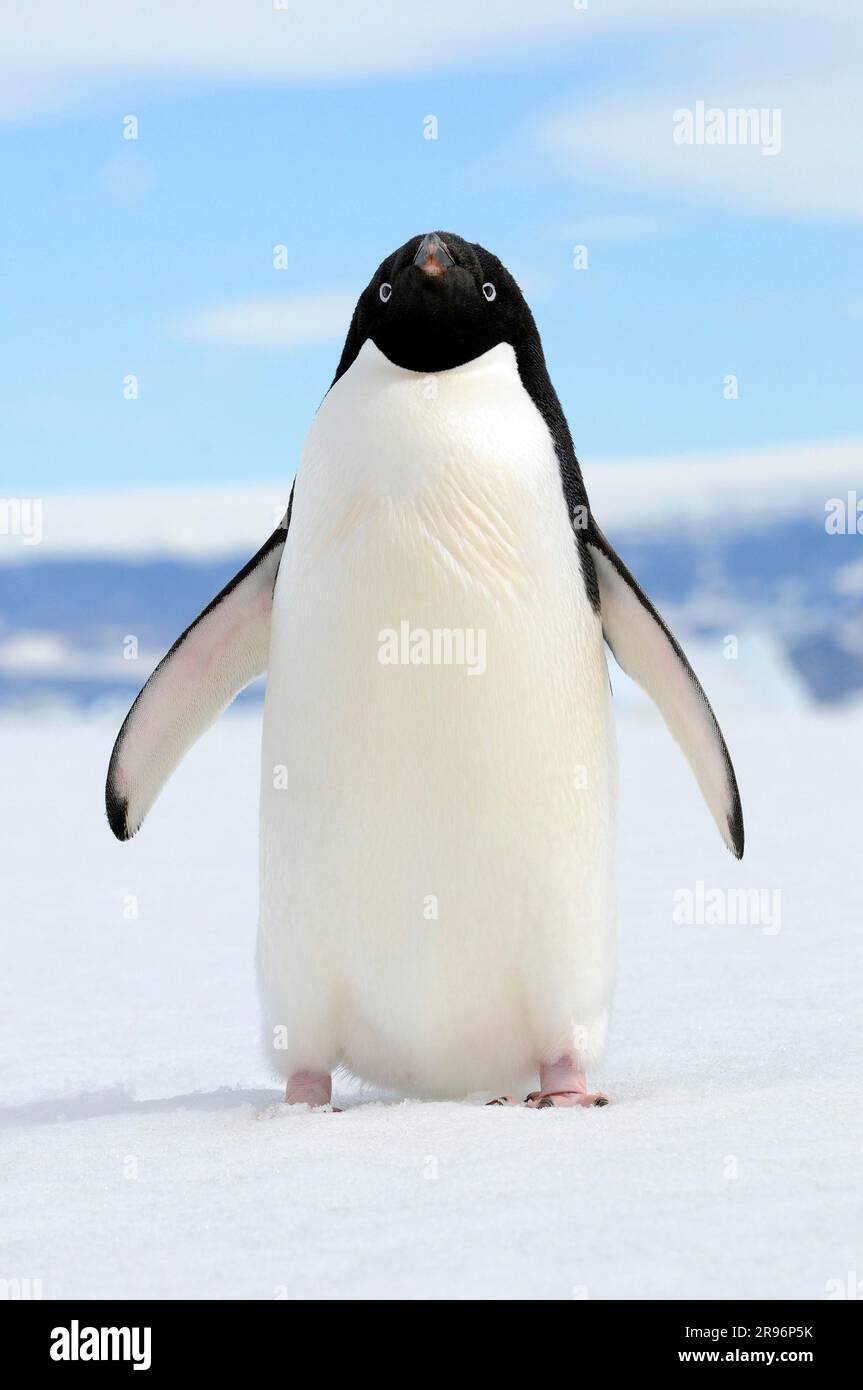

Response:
(334, 232), (538, 378)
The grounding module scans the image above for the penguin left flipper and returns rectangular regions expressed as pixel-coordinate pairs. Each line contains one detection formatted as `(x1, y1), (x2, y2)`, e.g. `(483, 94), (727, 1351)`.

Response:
(587, 519), (744, 859)
(105, 513), (289, 841)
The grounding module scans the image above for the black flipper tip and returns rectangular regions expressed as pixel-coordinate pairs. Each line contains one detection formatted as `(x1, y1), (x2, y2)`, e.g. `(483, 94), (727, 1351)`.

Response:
(105, 782), (131, 842)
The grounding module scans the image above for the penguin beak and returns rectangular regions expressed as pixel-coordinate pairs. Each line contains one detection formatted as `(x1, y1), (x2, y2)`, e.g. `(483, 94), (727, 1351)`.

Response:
(413, 233), (454, 277)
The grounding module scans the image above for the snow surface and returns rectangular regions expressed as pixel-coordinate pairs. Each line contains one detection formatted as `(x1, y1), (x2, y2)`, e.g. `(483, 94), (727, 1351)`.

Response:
(1, 709), (861, 1300)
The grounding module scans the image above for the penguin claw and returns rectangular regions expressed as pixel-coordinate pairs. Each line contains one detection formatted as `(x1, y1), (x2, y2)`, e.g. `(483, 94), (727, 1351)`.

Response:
(524, 1090), (610, 1109)
(487, 1090), (610, 1108)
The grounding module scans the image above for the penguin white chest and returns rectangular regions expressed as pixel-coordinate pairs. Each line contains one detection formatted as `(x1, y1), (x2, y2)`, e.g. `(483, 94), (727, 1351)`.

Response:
(258, 340), (615, 1096)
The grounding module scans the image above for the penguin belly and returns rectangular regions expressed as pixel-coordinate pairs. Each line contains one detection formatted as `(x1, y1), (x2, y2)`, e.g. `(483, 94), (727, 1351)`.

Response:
(257, 341), (616, 1097)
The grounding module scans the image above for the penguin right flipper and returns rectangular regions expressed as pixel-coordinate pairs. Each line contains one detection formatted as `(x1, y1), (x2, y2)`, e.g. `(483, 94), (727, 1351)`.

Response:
(587, 519), (744, 859)
(106, 511), (289, 841)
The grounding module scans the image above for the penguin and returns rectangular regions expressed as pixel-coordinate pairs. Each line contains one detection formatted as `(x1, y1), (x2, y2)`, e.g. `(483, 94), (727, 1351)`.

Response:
(106, 232), (743, 1109)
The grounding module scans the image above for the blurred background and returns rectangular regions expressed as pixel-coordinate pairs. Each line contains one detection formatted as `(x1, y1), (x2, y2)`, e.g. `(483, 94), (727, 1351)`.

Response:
(0, 0), (860, 713)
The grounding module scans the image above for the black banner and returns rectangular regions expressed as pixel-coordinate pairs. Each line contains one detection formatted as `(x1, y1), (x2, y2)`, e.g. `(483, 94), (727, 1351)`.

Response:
(3, 1299), (857, 1372)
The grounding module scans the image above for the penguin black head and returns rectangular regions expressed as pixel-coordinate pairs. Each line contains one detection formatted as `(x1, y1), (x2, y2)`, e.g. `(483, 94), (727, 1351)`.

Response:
(332, 232), (538, 380)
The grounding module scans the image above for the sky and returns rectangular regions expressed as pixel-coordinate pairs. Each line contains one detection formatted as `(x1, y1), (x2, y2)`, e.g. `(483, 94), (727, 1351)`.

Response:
(0, 0), (860, 495)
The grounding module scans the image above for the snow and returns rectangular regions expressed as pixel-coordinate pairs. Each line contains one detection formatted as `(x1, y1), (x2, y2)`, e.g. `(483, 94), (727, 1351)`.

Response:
(1, 707), (861, 1300)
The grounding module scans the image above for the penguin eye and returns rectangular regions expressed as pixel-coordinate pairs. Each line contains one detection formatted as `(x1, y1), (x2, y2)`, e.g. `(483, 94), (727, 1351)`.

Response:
(379, 282), (392, 303)
(482, 282), (496, 302)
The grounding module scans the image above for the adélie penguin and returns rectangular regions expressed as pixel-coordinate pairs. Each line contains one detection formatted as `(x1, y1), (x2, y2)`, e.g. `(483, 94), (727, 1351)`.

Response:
(106, 232), (744, 1109)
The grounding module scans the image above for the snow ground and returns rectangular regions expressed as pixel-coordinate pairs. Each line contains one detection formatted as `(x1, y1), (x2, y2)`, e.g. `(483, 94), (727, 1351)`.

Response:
(1, 708), (861, 1300)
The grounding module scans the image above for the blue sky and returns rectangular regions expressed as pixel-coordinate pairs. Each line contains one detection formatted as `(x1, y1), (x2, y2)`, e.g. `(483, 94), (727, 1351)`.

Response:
(1, 1), (859, 494)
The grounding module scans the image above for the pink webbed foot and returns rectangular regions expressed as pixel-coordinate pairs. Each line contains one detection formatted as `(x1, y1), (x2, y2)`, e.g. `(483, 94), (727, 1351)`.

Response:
(524, 1055), (610, 1109)
(485, 1095), (521, 1106)
(285, 1070), (340, 1111)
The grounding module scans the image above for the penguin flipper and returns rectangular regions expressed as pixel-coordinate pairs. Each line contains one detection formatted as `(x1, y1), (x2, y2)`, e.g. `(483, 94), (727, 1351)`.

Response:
(106, 515), (289, 841)
(587, 520), (744, 858)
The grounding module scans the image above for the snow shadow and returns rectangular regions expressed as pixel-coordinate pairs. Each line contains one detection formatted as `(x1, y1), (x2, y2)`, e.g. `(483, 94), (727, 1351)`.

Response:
(0, 1085), (281, 1128)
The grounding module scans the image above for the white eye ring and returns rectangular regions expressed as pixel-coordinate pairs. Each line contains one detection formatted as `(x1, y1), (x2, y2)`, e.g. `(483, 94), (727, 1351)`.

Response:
(482, 282), (496, 302)
(379, 282), (392, 303)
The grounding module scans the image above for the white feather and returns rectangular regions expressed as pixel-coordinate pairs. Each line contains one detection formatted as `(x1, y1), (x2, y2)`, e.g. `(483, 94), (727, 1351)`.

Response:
(257, 341), (615, 1097)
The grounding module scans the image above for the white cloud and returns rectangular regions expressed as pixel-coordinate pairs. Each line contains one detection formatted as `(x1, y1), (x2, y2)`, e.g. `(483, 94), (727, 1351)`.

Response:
(545, 84), (863, 224)
(0, 69), (74, 122)
(835, 562), (863, 598)
(587, 437), (863, 531)
(4, 437), (858, 564)
(169, 290), (357, 349)
(564, 213), (672, 243)
(0, 483), (289, 563)
(542, 15), (863, 223)
(0, 0), (845, 122)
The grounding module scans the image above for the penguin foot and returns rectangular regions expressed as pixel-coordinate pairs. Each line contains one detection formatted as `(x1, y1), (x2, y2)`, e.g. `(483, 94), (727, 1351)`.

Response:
(485, 1095), (521, 1106)
(285, 1069), (339, 1109)
(524, 1055), (610, 1108)
(524, 1089), (609, 1108)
